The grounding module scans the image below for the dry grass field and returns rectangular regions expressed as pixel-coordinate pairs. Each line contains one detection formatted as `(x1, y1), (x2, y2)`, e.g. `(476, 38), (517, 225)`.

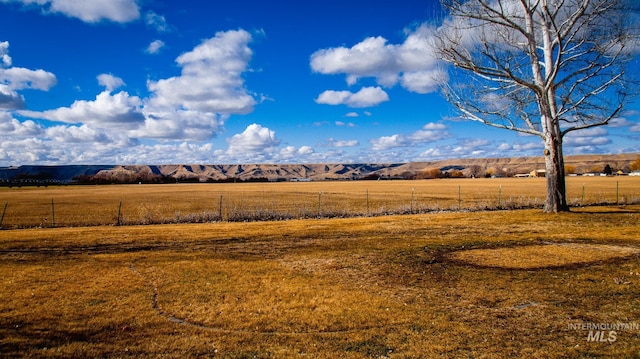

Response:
(0, 176), (638, 228)
(1, 178), (640, 357)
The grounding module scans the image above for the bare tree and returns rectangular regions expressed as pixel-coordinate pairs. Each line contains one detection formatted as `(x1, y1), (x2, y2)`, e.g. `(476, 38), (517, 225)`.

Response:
(435, 0), (639, 212)
(468, 164), (485, 178)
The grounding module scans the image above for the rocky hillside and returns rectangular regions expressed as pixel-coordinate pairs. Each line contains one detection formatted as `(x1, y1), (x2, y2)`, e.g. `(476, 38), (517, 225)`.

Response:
(1, 153), (637, 184)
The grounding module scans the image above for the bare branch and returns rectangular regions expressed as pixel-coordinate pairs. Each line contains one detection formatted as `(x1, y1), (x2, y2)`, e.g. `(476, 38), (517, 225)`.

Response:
(437, 0), (637, 134)
(561, 102), (624, 136)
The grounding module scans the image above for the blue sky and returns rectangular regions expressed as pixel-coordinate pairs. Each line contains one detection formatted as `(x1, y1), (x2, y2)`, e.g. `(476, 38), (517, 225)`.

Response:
(0, 0), (638, 165)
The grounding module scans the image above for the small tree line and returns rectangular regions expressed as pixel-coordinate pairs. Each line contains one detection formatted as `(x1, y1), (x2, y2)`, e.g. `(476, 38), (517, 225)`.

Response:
(3, 159), (638, 188)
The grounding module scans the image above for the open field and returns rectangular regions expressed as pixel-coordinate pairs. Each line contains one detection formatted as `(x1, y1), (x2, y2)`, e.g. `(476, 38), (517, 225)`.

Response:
(1, 200), (640, 357)
(1, 176), (639, 228)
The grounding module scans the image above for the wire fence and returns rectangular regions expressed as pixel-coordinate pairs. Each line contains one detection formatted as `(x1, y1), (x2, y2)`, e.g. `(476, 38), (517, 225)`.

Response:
(1, 178), (639, 229)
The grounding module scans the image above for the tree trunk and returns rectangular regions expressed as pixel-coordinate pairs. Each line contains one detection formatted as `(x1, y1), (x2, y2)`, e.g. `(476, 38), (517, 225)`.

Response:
(543, 131), (570, 213)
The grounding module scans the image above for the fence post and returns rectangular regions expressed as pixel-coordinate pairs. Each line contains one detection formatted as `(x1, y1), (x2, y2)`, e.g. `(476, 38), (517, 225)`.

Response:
(51, 198), (55, 228)
(616, 181), (619, 205)
(219, 194), (223, 221)
(116, 199), (122, 226)
(411, 187), (415, 214)
(582, 183), (585, 206)
(498, 185), (502, 207)
(0, 201), (7, 229)
(458, 186), (461, 210)
(366, 189), (370, 216)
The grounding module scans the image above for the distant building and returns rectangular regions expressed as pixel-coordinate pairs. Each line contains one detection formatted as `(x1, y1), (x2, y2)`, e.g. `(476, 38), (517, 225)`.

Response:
(630, 171), (640, 177)
(529, 169), (546, 177)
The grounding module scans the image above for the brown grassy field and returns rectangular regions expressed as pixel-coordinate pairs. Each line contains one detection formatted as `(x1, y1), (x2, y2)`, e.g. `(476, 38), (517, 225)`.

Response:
(1, 176), (638, 228)
(1, 193), (640, 357)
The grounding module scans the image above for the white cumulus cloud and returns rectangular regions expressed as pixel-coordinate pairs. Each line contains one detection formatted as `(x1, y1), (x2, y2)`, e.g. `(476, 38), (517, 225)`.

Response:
(310, 24), (447, 93)
(0, 110), (41, 136)
(146, 29), (257, 115)
(400, 68), (448, 94)
(315, 86), (389, 108)
(0, 41), (11, 66)
(297, 145), (314, 155)
(370, 123), (449, 150)
(564, 128), (612, 148)
(0, 41), (56, 110)
(226, 123), (280, 158)
(335, 121), (356, 127)
(131, 109), (224, 141)
(138, 30), (259, 141)
(146, 40), (165, 55)
(145, 10), (170, 32)
(0, 67), (57, 91)
(0, 110), (140, 164)
(45, 124), (110, 144)
(370, 134), (406, 151)
(326, 138), (359, 147)
(0, 0), (140, 23)
(97, 73), (125, 92)
(278, 145), (315, 160)
(21, 90), (145, 130)
(0, 84), (25, 109)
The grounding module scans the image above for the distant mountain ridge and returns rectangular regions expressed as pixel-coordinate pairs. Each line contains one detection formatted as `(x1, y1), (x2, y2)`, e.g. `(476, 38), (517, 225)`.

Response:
(1, 153), (637, 184)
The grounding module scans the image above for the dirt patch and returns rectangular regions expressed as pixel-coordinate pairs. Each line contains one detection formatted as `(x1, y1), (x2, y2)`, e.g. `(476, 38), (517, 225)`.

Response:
(447, 243), (640, 269)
